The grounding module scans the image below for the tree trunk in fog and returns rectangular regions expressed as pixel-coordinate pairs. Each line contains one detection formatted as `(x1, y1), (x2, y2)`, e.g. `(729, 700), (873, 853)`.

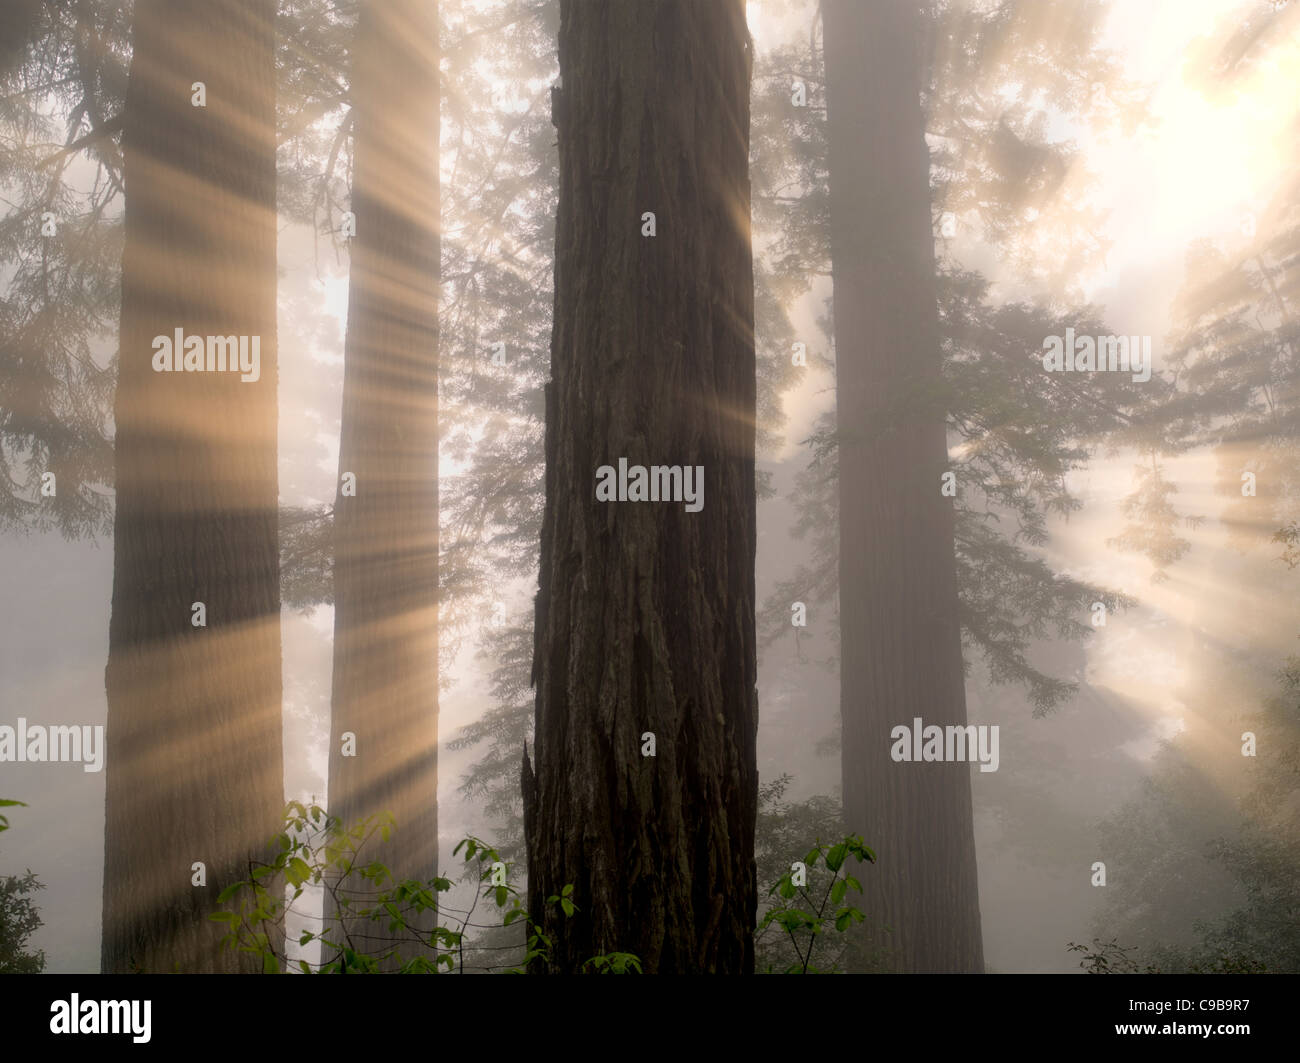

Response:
(325, 0), (440, 968)
(102, 0), (283, 973)
(524, 0), (758, 974)
(823, 0), (984, 973)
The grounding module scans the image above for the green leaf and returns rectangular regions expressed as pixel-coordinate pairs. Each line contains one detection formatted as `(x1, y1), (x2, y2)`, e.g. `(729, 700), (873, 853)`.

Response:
(831, 879), (846, 906)
(216, 883), (242, 903)
(848, 839), (877, 863)
(561, 883), (574, 897)
(560, 898), (575, 917)
(286, 857), (312, 887)
(825, 843), (848, 873)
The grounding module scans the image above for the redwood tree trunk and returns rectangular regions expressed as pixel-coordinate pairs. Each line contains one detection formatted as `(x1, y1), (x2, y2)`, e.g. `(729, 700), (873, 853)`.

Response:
(102, 0), (283, 973)
(325, 0), (440, 967)
(824, 0), (984, 972)
(524, 0), (758, 974)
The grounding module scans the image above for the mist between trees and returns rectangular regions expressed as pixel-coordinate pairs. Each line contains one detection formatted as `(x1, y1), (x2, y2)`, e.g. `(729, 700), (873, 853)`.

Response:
(0, 0), (1297, 974)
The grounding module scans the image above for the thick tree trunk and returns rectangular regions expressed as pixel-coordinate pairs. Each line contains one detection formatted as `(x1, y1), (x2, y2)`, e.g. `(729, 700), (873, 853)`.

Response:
(824, 0), (984, 972)
(524, 0), (758, 974)
(325, 0), (440, 968)
(102, 0), (283, 973)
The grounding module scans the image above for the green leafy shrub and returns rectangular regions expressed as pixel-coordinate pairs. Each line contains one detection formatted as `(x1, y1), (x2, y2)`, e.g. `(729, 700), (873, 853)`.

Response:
(757, 834), (876, 973)
(212, 801), (638, 974)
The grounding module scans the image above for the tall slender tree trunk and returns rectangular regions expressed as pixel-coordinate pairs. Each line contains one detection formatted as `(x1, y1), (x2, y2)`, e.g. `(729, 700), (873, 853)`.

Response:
(824, 0), (984, 972)
(524, 0), (758, 974)
(325, 0), (440, 967)
(102, 0), (283, 974)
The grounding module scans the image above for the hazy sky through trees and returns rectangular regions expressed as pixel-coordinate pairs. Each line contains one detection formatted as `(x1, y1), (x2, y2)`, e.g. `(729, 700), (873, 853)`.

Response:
(1, 0), (1297, 974)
